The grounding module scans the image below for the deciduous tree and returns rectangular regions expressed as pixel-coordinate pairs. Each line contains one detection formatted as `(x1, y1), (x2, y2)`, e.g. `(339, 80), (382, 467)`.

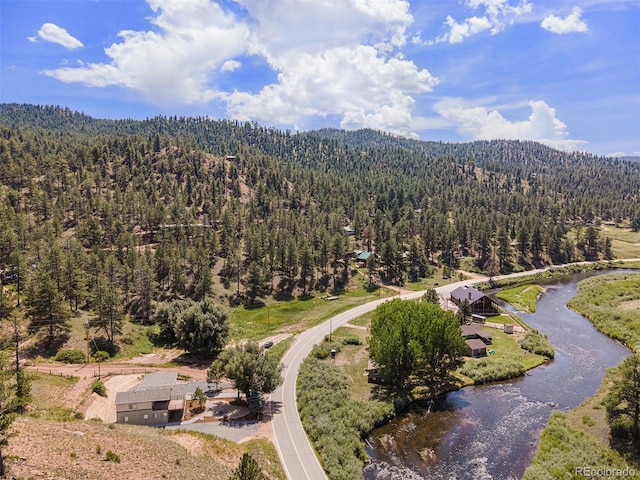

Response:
(215, 341), (283, 400)
(174, 300), (230, 358)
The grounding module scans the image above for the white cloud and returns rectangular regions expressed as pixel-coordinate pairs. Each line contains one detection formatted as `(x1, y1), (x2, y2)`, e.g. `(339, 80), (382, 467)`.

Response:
(31, 23), (84, 49)
(228, 0), (436, 134)
(541, 7), (588, 34)
(428, 0), (532, 44)
(44, 0), (249, 104)
(43, 0), (437, 136)
(220, 60), (241, 73)
(226, 44), (438, 135)
(607, 151), (640, 158)
(434, 98), (587, 151)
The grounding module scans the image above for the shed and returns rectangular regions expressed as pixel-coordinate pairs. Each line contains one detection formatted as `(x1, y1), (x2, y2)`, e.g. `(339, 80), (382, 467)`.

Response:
(365, 360), (386, 384)
(460, 325), (493, 344)
(466, 338), (487, 357)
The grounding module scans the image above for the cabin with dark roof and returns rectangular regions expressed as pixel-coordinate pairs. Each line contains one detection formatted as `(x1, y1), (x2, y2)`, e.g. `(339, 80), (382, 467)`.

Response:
(465, 338), (488, 357)
(450, 285), (499, 316)
(461, 324), (493, 357)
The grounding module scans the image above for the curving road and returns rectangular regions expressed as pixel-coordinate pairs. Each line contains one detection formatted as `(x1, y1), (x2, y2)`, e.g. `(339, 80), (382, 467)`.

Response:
(269, 278), (481, 480)
(269, 259), (640, 479)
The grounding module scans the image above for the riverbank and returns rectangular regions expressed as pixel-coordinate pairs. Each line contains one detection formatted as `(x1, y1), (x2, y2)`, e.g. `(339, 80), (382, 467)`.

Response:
(524, 271), (640, 478)
(296, 296), (551, 479)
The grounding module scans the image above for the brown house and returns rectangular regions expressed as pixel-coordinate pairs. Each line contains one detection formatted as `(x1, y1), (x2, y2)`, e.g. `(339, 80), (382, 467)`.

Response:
(461, 324), (493, 357)
(450, 285), (499, 316)
(465, 338), (488, 357)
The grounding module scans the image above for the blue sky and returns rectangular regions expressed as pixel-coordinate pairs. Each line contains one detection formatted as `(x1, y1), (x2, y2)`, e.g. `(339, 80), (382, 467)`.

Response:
(1, 0), (638, 156)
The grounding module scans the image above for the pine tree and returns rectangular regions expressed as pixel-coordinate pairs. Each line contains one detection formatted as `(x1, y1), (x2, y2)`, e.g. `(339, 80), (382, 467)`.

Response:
(11, 312), (31, 414)
(229, 453), (265, 480)
(0, 353), (16, 477)
(24, 268), (70, 337)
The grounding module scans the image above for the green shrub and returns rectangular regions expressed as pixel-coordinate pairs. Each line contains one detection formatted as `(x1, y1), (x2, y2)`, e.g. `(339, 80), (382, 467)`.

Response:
(520, 330), (555, 359)
(55, 349), (86, 364)
(460, 358), (526, 384)
(297, 357), (394, 479)
(581, 415), (595, 427)
(91, 380), (107, 397)
(524, 411), (631, 479)
(311, 341), (341, 359)
(342, 336), (362, 345)
(105, 450), (121, 463)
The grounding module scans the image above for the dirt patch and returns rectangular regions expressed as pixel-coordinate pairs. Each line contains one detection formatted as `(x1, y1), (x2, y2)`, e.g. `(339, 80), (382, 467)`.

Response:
(167, 433), (206, 456)
(84, 374), (143, 422)
(619, 299), (640, 311)
(125, 348), (183, 365)
(6, 417), (241, 480)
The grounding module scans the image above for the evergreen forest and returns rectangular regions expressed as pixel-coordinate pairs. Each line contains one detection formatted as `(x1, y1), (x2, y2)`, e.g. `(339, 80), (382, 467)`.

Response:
(1, 103), (639, 338)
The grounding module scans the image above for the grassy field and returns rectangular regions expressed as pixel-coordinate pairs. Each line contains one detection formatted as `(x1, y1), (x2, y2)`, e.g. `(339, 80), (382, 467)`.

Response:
(524, 272), (640, 478)
(600, 225), (640, 259)
(404, 266), (467, 291)
(567, 272), (640, 349)
(229, 280), (395, 341)
(460, 328), (547, 384)
(496, 285), (544, 313)
(27, 371), (81, 421)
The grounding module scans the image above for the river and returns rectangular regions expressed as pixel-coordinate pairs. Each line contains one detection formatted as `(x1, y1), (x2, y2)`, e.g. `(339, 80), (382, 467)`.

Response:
(364, 270), (634, 480)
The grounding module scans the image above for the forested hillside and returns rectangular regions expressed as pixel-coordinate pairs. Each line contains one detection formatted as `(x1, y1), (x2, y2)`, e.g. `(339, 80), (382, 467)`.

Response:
(1, 103), (639, 333)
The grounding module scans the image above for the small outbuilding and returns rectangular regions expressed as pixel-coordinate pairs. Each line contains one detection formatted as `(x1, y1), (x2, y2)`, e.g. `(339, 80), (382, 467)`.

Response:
(466, 338), (488, 357)
(461, 324), (493, 344)
(365, 360), (386, 384)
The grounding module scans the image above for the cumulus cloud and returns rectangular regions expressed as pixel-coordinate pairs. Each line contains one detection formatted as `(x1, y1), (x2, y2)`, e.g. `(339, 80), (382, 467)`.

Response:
(44, 0), (249, 104)
(541, 7), (588, 34)
(43, 0), (437, 136)
(30, 23), (83, 49)
(434, 99), (587, 151)
(426, 0), (532, 44)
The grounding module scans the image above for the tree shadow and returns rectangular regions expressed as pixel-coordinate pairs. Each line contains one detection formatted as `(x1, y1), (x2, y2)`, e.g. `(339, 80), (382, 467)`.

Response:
(26, 333), (70, 359)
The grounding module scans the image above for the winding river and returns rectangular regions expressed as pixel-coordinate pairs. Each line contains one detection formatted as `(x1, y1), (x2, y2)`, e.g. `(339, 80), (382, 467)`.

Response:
(364, 271), (634, 480)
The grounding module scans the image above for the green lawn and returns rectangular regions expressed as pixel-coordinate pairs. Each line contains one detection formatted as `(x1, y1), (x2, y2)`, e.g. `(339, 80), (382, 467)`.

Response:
(496, 285), (543, 313)
(460, 328), (547, 384)
(229, 283), (395, 341)
(404, 267), (466, 292)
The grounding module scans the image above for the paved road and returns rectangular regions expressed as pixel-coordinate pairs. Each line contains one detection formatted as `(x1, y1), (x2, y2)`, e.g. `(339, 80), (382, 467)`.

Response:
(269, 279), (482, 480)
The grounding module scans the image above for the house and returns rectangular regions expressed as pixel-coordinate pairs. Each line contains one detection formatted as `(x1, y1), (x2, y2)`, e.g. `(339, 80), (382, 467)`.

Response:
(461, 325), (492, 357)
(115, 371), (186, 426)
(343, 225), (355, 236)
(450, 285), (499, 316)
(355, 250), (372, 267)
